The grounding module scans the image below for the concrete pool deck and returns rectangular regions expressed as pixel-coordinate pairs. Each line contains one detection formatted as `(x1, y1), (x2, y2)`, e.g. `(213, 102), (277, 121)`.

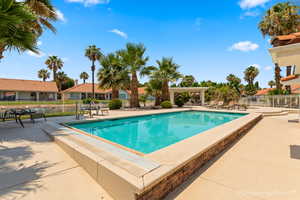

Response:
(1, 108), (300, 199)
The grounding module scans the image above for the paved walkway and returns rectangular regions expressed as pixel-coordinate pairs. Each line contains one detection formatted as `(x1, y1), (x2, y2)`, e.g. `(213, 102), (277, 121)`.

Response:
(166, 114), (300, 200)
(0, 121), (113, 200)
(1, 110), (300, 200)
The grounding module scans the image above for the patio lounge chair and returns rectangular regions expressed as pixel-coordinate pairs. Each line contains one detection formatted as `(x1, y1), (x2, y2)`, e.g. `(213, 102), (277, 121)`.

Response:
(28, 108), (47, 122)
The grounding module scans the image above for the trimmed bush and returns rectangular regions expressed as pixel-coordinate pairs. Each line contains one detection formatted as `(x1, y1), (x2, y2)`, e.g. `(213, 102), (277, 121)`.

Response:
(108, 99), (122, 110)
(175, 96), (185, 107)
(83, 98), (99, 104)
(161, 100), (172, 108)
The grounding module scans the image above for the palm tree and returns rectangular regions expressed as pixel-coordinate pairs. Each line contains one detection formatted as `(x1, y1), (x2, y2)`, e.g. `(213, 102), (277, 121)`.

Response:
(45, 56), (64, 81)
(80, 72), (89, 84)
(98, 53), (130, 99)
(56, 71), (68, 91)
(38, 69), (50, 81)
(118, 43), (152, 107)
(258, 2), (300, 37)
(180, 75), (196, 87)
(0, 0), (39, 60)
(244, 66), (259, 96)
(268, 80), (276, 88)
(145, 79), (163, 106)
(226, 74), (242, 95)
(151, 57), (182, 102)
(24, 0), (58, 35)
(214, 85), (239, 105)
(85, 45), (103, 99)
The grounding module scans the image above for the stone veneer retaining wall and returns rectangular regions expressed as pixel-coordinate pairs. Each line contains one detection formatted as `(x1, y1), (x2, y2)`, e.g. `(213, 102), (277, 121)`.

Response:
(136, 114), (262, 200)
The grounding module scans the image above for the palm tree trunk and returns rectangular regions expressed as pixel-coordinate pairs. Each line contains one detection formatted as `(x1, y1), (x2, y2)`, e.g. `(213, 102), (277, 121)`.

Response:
(112, 87), (119, 100)
(83, 79), (86, 84)
(155, 92), (161, 106)
(130, 71), (140, 107)
(91, 60), (95, 99)
(0, 44), (5, 60)
(162, 80), (170, 101)
(275, 63), (282, 90)
(53, 69), (57, 81)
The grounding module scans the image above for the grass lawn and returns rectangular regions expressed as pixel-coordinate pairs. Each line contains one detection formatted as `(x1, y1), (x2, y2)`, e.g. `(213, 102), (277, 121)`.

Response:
(0, 100), (111, 106)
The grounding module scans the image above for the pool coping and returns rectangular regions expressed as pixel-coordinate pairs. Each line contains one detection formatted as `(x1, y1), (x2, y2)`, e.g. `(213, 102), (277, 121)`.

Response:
(41, 108), (262, 200)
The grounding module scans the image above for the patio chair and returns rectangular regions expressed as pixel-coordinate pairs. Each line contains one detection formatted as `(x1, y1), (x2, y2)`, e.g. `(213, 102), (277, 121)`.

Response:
(28, 108), (47, 122)
(92, 103), (109, 116)
(0, 110), (16, 122)
(215, 101), (224, 109)
(205, 101), (217, 109)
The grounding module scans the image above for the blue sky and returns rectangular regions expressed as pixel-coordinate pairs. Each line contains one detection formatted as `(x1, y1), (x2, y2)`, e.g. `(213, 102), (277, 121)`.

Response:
(0, 0), (285, 87)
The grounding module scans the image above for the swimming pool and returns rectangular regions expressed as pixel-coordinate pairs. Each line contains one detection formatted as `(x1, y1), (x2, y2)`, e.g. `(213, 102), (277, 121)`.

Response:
(68, 111), (246, 154)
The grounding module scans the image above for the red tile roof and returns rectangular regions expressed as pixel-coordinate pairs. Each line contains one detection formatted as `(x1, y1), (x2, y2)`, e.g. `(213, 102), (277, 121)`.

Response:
(272, 32), (300, 47)
(0, 78), (58, 92)
(61, 83), (111, 94)
(255, 88), (275, 96)
(256, 84), (300, 95)
(281, 75), (298, 82)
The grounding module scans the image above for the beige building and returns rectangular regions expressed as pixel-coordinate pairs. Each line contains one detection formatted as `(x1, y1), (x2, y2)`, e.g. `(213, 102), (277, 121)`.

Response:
(269, 32), (300, 86)
(0, 78), (58, 101)
(61, 83), (148, 101)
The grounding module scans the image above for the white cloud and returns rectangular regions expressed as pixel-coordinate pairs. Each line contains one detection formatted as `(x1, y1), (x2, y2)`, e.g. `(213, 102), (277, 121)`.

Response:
(264, 66), (273, 70)
(26, 51), (46, 58)
(229, 41), (259, 52)
(37, 41), (42, 46)
(239, 0), (270, 9)
(55, 9), (66, 22)
(66, 0), (109, 7)
(109, 29), (128, 39)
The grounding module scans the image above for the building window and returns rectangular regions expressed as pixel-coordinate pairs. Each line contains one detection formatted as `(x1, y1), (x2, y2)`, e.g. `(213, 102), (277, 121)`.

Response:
(1, 92), (16, 101)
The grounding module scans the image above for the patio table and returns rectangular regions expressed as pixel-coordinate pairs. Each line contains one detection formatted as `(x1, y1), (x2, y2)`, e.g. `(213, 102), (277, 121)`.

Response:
(9, 109), (36, 128)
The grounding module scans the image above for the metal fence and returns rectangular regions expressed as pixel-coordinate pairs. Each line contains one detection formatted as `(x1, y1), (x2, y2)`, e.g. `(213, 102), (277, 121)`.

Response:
(239, 95), (300, 108)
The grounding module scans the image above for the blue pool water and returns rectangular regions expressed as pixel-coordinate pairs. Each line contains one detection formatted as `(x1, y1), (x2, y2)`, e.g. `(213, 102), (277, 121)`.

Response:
(69, 111), (246, 154)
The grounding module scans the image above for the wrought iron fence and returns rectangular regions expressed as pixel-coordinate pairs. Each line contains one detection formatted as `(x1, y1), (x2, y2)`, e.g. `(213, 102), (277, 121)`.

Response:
(239, 95), (300, 108)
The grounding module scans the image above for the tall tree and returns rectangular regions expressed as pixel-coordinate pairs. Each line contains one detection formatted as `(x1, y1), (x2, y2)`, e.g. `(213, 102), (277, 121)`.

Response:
(38, 69), (50, 81)
(214, 85), (239, 105)
(56, 71), (68, 91)
(145, 79), (163, 106)
(244, 66), (259, 96)
(259, 2), (300, 91)
(226, 74), (242, 95)
(118, 43), (151, 107)
(85, 45), (103, 99)
(45, 56), (63, 81)
(0, 0), (39, 60)
(24, 0), (58, 35)
(268, 80), (276, 88)
(258, 2), (300, 37)
(80, 72), (89, 84)
(98, 53), (129, 99)
(151, 57), (182, 102)
(179, 75), (196, 87)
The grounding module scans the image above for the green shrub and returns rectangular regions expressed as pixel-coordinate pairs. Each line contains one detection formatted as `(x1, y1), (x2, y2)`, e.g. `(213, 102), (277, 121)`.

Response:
(161, 100), (172, 108)
(83, 98), (100, 104)
(175, 96), (185, 107)
(108, 99), (122, 110)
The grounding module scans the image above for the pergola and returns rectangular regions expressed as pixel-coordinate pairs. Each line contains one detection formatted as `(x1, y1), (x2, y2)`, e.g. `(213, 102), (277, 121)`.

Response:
(169, 87), (208, 105)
